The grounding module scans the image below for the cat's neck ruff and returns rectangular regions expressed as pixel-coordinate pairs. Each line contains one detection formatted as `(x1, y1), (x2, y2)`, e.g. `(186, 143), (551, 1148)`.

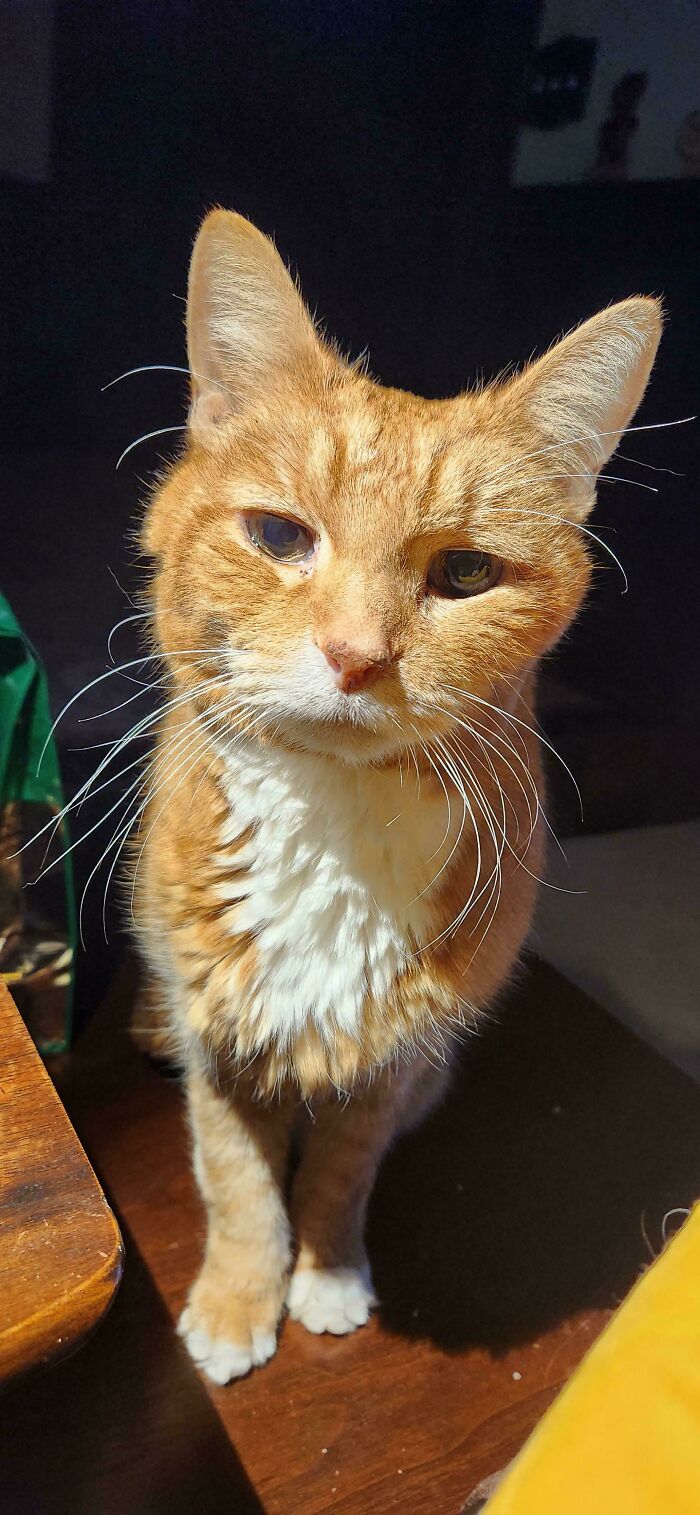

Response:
(214, 734), (463, 1045)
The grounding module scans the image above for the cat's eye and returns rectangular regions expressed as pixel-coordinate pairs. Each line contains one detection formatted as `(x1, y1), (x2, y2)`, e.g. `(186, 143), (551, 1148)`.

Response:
(244, 512), (316, 563)
(427, 549), (502, 599)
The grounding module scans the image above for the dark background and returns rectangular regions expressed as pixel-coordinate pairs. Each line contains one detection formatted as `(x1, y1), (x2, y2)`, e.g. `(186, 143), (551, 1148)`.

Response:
(2, 0), (698, 1019)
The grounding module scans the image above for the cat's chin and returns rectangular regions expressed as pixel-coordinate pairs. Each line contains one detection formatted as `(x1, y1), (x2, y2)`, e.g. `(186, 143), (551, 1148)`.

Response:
(258, 711), (405, 767)
(283, 722), (404, 767)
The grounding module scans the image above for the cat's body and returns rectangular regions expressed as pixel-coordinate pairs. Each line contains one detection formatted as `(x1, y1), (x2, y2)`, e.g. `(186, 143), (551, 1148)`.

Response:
(133, 210), (661, 1381)
(137, 675), (541, 1096)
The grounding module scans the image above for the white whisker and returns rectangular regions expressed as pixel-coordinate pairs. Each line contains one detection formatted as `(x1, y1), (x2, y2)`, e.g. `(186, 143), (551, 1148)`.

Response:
(102, 364), (191, 390)
(116, 425), (186, 470)
(477, 415), (694, 494)
(447, 685), (583, 820)
(125, 706), (271, 925)
(498, 504), (630, 591)
(35, 647), (219, 773)
(102, 362), (231, 395)
(107, 610), (150, 662)
(80, 697), (268, 942)
(616, 451), (684, 477)
(497, 469), (658, 495)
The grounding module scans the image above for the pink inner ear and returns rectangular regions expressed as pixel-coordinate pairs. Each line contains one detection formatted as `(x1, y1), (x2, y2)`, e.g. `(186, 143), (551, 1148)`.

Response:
(190, 389), (232, 440)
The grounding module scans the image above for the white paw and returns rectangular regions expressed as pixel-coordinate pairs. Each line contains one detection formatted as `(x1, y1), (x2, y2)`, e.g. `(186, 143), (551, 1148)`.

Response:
(287, 1265), (377, 1336)
(177, 1307), (277, 1385)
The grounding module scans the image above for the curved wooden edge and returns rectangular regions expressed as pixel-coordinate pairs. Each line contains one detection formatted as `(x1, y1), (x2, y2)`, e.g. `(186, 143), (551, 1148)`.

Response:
(0, 1203), (123, 1383)
(0, 982), (124, 1383)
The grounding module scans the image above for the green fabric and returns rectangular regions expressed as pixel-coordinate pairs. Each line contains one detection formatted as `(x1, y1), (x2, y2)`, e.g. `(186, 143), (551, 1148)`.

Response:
(0, 592), (75, 1049)
(0, 594), (64, 809)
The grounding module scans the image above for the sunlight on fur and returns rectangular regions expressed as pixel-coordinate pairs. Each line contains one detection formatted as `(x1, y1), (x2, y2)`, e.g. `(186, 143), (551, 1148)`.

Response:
(118, 211), (661, 1380)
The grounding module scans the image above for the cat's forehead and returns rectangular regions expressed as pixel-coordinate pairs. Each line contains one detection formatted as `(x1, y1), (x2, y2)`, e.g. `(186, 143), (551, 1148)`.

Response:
(219, 376), (524, 554)
(270, 380), (507, 527)
(306, 385), (436, 480)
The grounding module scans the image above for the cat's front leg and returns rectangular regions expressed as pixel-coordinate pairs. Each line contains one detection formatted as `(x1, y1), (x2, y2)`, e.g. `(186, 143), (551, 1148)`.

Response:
(178, 1065), (294, 1383)
(287, 1070), (420, 1337)
(287, 1094), (382, 1336)
(288, 1060), (452, 1336)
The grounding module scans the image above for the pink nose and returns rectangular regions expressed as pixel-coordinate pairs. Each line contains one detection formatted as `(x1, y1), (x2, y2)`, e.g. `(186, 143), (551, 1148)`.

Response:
(317, 637), (389, 694)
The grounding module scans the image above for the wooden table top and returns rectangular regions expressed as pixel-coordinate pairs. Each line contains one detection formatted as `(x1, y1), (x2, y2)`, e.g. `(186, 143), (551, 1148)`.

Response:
(0, 980), (122, 1383)
(10, 953), (692, 1515)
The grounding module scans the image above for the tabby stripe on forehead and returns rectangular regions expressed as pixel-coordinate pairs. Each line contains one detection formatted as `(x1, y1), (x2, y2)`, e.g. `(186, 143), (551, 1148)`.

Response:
(307, 425), (336, 484)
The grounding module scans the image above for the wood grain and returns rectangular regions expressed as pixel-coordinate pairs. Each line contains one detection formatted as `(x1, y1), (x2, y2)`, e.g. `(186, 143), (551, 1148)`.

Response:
(41, 953), (700, 1514)
(0, 1234), (264, 1515)
(0, 980), (122, 1382)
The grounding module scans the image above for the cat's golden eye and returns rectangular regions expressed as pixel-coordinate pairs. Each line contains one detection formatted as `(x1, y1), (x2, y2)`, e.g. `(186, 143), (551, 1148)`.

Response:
(245, 512), (315, 563)
(427, 549), (502, 599)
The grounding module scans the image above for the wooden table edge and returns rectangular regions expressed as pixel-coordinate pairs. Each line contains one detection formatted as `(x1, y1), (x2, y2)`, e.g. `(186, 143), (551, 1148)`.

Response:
(1, 1202), (124, 1383)
(0, 981), (125, 1384)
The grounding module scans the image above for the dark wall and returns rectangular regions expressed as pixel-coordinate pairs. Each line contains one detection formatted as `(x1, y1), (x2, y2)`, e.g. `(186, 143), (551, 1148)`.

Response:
(3, 1), (533, 442)
(2, 0), (699, 832)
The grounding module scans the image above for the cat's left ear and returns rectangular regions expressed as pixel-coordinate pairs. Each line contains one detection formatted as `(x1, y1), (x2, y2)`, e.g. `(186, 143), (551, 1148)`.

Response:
(506, 297), (663, 519)
(186, 209), (321, 444)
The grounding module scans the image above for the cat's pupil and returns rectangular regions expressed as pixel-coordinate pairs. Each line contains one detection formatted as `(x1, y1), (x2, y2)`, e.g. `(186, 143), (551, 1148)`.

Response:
(250, 512), (313, 560)
(427, 547), (500, 598)
(447, 551), (488, 584)
(264, 517), (302, 552)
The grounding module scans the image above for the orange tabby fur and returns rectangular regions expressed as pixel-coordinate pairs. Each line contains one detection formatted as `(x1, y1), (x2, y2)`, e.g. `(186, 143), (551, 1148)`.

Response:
(132, 210), (661, 1381)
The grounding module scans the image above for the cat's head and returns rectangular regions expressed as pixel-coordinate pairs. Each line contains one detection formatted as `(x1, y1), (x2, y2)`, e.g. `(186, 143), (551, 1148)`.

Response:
(144, 210), (661, 765)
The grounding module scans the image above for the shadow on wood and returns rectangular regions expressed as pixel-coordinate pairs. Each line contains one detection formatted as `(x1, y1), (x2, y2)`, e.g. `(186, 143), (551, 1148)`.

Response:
(3, 954), (698, 1515)
(370, 959), (700, 1352)
(0, 1232), (264, 1515)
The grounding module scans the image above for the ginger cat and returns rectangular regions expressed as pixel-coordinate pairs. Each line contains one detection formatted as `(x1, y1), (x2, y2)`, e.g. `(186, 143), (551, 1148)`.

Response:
(133, 209), (661, 1383)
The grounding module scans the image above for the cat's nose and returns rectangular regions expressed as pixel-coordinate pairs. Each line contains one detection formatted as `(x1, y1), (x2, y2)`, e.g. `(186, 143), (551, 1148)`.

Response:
(317, 636), (390, 694)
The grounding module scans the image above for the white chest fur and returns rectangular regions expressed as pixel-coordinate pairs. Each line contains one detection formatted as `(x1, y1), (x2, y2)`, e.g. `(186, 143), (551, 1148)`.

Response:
(215, 743), (458, 1045)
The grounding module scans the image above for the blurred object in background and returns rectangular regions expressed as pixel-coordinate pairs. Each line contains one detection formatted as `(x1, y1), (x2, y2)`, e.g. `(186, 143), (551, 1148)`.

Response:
(522, 33), (597, 131)
(0, 595), (74, 1053)
(676, 108), (700, 177)
(515, 0), (700, 185)
(588, 70), (648, 181)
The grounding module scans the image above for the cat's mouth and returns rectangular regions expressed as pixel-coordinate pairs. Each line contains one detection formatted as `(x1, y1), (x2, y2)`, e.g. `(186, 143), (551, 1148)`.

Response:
(242, 686), (405, 764)
(222, 644), (412, 761)
(286, 719), (404, 764)
(294, 694), (392, 737)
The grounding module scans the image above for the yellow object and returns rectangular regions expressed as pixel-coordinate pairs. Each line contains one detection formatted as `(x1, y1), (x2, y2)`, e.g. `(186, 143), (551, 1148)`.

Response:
(488, 1205), (700, 1513)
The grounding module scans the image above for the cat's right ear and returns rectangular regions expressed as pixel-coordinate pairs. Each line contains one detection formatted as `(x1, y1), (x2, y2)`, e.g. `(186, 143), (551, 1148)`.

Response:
(503, 297), (663, 519)
(186, 209), (320, 444)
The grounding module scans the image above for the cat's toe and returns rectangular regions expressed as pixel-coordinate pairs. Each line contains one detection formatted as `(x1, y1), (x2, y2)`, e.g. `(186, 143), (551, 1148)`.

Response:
(287, 1265), (376, 1336)
(250, 1325), (277, 1366)
(177, 1307), (277, 1383)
